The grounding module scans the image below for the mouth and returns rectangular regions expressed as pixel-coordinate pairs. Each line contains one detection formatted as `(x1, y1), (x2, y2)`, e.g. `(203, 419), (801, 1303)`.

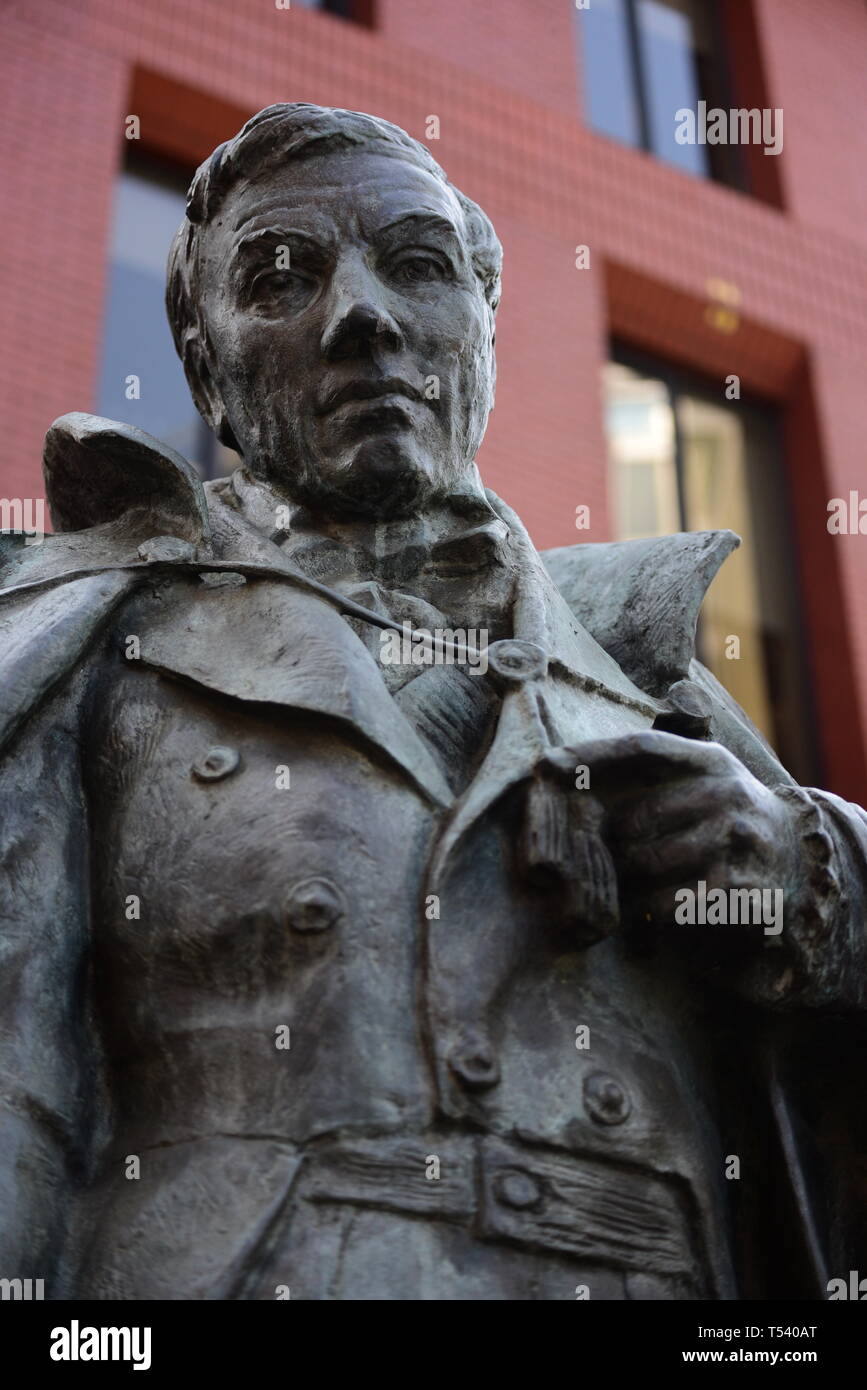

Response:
(316, 377), (425, 415)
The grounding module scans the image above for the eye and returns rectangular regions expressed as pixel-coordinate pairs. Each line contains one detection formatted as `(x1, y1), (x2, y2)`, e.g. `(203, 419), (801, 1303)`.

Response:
(247, 266), (317, 306)
(390, 253), (449, 285)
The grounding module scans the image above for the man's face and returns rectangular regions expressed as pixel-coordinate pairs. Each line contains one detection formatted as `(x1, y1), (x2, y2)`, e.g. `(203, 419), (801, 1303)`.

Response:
(197, 148), (496, 518)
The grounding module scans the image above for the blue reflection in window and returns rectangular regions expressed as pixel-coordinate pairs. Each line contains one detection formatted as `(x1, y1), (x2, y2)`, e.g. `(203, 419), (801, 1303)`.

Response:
(578, 0), (642, 147)
(97, 164), (212, 471)
(576, 0), (728, 184)
(637, 0), (708, 176)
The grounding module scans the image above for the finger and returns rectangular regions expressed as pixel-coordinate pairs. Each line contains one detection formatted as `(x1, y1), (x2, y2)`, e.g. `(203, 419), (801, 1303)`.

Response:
(616, 813), (775, 882)
(623, 874), (782, 937)
(544, 732), (733, 796)
(608, 779), (753, 842)
(617, 823), (728, 881)
(621, 859), (728, 909)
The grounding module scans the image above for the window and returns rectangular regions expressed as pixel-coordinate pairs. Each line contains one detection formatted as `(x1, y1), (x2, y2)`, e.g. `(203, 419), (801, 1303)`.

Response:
(97, 155), (236, 480)
(604, 349), (819, 784)
(577, 0), (743, 187)
(292, 0), (374, 20)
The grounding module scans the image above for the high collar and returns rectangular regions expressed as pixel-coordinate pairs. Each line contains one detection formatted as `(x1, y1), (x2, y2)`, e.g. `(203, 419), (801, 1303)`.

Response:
(206, 466), (656, 712)
(223, 465), (511, 587)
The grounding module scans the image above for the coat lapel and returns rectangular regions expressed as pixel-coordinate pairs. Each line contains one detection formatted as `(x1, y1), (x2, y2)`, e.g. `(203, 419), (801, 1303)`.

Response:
(137, 499), (454, 809)
(428, 510), (660, 885)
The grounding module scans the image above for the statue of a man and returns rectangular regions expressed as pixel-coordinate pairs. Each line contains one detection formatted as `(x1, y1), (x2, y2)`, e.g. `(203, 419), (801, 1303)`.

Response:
(2, 104), (867, 1301)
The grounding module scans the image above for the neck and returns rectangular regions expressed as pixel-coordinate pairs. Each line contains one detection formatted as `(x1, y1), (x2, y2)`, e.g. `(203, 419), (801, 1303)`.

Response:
(228, 463), (518, 637)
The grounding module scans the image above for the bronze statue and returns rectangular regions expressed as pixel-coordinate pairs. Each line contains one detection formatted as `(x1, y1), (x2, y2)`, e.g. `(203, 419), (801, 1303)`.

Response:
(2, 104), (866, 1301)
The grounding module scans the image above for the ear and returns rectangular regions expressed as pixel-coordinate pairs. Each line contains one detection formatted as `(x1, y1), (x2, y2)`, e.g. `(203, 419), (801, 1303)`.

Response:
(181, 330), (242, 455)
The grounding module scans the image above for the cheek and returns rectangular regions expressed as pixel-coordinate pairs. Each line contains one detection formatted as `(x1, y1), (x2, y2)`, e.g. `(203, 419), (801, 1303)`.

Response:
(207, 311), (255, 388)
(426, 338), (488, 436)
(215, 327), (306, 420)
(231, 324), (280, 371)
(456, 310), (493, 388)
(421, 283), (482, 343)
(210, 291), (299, 377)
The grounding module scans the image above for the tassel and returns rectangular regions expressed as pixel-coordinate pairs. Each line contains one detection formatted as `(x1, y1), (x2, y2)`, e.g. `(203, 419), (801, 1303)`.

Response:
(520, 778), (619, 946)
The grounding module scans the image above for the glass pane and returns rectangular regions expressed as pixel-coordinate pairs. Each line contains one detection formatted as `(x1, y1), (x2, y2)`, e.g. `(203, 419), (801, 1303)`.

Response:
(293, 0), (354, 12)
(97, 161), (230, 478)
(679, 397), (816, 781)
(603, 361), (680, 539)
(636, 0), (711, 176)
(578, 0), (643, 147)
(676, 395), (777, 745)
(604, 355), (817, 783)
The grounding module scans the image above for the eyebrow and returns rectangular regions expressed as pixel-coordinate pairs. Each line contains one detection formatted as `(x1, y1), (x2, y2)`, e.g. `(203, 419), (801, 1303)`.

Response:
(375, 212), (464, 246)
(231, 226), (330, 263)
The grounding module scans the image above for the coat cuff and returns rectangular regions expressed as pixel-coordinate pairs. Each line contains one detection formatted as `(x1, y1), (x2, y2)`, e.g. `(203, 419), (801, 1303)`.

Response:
(736, 786), (863, 1009)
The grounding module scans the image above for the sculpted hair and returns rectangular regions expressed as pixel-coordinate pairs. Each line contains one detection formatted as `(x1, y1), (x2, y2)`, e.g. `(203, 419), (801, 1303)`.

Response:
(166, 103), (502, 440)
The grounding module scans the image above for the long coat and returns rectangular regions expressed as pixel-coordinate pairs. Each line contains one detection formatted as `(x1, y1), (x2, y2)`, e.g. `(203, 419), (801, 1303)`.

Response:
(2, 415), (867, 1300)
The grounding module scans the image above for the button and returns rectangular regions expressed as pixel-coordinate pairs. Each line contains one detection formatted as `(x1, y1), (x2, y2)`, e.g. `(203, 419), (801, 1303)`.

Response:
(652, 678), (713, 740)
(486, 639), (548, 685)
(191, 746), (241, 782)
(448, 1035), (500, 1091)
(492, 1168), (543, 1211)
(137, 536), (197, 562)
(285, 876), (345, 933)
(583, 1071), (631, 1125)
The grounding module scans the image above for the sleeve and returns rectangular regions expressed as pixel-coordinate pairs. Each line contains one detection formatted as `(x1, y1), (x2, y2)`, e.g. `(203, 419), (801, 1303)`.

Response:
(688, 660), (867, 1012)
(0, 684), (97, 1286)
(0, 567), (146, 1288)
(738, 785), (867, 1011)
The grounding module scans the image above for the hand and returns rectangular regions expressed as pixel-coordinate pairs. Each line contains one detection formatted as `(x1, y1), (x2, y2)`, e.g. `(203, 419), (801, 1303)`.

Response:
(542, 731), (804, 949)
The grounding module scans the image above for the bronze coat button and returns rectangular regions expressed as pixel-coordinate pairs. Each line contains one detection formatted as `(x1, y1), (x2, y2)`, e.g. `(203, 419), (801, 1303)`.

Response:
(448, 1033), (501, 1091)
(285, 876), (345, 933)
(583, 1070), (632, 1125)
(191, 746), (241, 782)
(486, 639), (548, 685)
(492, 1168), (543, 1211)
(652, 678), (714, 740)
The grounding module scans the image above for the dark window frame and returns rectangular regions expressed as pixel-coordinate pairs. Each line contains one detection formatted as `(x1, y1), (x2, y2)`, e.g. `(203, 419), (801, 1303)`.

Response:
(578, 0), (749, 192)
(298, 0), (376, 24)
(608, 340), (822, 784)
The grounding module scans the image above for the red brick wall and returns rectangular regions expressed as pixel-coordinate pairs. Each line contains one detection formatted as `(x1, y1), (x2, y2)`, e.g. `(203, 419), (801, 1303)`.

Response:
(2, 0), (867, 795)
(1, 8), (125, 508)
(378, 0), (580, 118)
(756, 0), (867, 244)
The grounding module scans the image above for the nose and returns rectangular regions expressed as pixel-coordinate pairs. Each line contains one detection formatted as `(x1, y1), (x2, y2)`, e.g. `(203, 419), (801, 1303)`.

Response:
(320, 259), (403, 361)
